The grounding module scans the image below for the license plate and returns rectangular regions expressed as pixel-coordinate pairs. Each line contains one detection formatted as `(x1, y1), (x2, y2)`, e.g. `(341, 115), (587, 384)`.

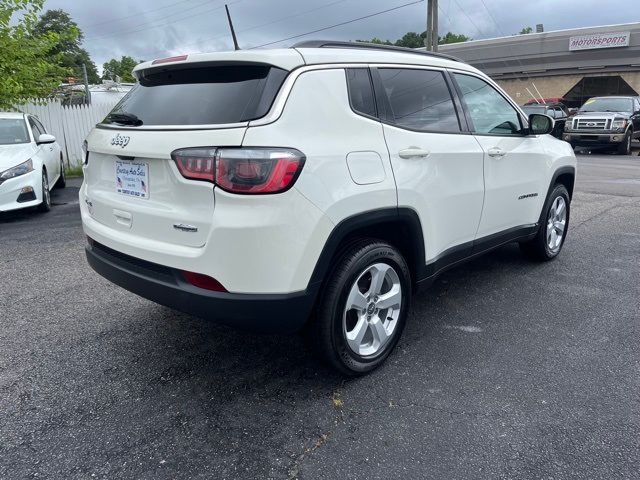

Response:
(115, 161), (149, 199)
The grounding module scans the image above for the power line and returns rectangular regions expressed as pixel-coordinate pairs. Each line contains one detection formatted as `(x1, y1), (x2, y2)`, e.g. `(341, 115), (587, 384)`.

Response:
(449, 0), (489, 39)
(137, 0), (352, 59)
(84, 0), (197, 29)
(85, 0), (243, 41)
(250, 0), (425, 49)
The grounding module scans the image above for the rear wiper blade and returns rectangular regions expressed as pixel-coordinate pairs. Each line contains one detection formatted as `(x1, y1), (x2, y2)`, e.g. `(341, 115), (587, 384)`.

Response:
(107, 112), (143, 126)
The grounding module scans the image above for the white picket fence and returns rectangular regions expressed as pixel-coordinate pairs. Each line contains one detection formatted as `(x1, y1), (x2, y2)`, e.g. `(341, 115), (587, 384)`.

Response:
(19, 100), (119, 167)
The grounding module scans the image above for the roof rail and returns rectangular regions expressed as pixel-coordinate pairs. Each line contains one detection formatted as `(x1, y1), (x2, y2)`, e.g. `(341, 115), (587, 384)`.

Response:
(292, 40), (465, 64)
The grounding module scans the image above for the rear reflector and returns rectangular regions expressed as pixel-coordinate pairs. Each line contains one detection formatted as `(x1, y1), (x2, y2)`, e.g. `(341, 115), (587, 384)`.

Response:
(171, 147), (305, 194)
(152, 55), (188, 65)
(182, 271), (227, 292)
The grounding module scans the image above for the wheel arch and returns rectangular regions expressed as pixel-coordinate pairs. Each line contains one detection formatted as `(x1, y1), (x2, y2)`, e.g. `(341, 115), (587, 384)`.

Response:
(307, 207), (426, 290)
(550, 166), (575, 200)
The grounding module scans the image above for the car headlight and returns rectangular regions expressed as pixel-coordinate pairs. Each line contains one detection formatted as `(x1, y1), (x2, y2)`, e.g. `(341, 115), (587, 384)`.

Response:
(612, 118), (627, 130)
(564, 120), (573, 131)
(0, 159), (34, 182)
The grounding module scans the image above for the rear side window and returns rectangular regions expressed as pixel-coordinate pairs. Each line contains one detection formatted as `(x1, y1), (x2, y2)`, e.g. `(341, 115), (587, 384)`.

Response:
(104, 65), (288, 126)
(346, 68), (377, 118)
(377, 68), (460, 133)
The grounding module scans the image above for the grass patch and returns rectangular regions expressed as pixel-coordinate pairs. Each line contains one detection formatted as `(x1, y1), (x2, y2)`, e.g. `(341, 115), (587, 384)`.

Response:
(65, 165), (84, 178)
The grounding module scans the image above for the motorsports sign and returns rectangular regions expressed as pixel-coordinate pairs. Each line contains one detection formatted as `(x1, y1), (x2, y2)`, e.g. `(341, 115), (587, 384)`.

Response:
(569, 32), (630, 51)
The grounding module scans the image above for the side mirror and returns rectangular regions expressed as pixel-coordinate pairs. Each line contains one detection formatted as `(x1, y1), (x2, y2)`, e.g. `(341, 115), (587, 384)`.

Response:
(528, 113), (554, 135)
(37, 133), (56, 145)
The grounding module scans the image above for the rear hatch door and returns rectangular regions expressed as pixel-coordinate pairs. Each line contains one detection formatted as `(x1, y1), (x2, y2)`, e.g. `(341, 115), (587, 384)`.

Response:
(84, 62), (289, 248)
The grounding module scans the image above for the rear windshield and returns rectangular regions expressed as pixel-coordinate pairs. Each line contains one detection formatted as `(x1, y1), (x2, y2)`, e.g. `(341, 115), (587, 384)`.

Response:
(103, 64), (288, 126)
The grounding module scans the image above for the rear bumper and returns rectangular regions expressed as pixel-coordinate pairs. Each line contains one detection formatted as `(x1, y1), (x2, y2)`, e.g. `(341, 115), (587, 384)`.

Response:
(85, 241), (317, 333)
(563, 132), (626, 147)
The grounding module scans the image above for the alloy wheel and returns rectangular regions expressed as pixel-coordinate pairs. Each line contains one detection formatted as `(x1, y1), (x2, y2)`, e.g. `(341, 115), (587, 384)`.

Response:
(343, 262), (402, 357)
(546, 196), (566, 253)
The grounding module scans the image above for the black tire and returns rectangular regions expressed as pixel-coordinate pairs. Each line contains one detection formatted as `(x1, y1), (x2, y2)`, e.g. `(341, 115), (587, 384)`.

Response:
(520, 184), (570, 261)
(37, 169), (51, 213)
(617, 130), (632, 155)
(308, 239), (412, 376)
(55, 155), (66, 189)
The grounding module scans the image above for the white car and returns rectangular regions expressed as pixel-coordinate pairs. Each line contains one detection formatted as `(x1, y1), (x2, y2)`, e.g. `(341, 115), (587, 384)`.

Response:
(0, 112), (65, 213)
(80, 42), (577, 375)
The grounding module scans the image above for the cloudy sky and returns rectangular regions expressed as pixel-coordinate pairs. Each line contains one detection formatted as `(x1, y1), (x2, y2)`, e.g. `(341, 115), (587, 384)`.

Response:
(40, 0), (639, 71)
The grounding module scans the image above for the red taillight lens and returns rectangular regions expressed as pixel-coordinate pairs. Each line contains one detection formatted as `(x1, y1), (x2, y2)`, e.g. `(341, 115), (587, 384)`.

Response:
(215, 148), (305, 194)
(182, 271), (227, 292)
(171, 147), (305, 194)
(172, 148), (216, 182)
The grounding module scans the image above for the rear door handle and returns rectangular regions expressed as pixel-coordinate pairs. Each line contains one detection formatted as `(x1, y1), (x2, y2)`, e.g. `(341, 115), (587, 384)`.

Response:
(487, 147), (506, 158)
(398, 147), (430, 159)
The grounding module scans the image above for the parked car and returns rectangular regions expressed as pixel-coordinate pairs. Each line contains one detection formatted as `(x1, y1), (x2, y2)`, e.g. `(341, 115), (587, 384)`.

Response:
(524, 97), (566, 106)
(521, 104), (568, 138)
(80, 41), (577, 375)
(563, 96), (640, 154)
(0, 112), (65, 213)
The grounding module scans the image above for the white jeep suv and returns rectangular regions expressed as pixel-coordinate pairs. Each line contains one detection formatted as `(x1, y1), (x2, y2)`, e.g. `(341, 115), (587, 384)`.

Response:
(80, 42), (576, 375)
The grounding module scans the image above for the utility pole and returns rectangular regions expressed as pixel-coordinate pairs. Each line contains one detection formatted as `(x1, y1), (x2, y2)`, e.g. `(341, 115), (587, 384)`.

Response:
(82, 63), (91, 105)
(425, 0), (438, 52)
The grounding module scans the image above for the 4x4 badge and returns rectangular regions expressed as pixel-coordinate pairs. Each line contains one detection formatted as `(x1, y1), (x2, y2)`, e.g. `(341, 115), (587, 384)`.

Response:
(111, 133), (130, 148)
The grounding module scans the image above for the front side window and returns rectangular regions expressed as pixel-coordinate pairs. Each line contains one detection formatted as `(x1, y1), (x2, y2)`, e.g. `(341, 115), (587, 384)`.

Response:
(453, 73), (522, 135)
(28, 118), (45, 139)
(377, 68), (460, 133)
(0, 119), (29, 145)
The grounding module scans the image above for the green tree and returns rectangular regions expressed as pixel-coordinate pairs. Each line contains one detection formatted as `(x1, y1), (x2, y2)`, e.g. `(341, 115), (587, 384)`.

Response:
(0, 0), (72, 109)
(358, 30), (470, 49)
(356, 37), (393, 45)
(439, 31), (471, 44)
(395, 31), (424, 48)
(34, 9), (99, 83)
(518, 26), (533, 34)
(102, 56), (142, 83)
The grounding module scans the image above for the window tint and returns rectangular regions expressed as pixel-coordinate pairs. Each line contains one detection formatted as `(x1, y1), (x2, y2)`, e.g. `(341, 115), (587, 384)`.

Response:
(453, 73), (522, 135)
(104, 65), (288, 126)
(378, 68), (460, 132)
(346, 68), (377, 118)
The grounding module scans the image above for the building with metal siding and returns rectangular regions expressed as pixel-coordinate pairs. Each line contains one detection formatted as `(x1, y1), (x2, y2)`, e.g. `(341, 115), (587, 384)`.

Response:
(432, 23), (640, 107)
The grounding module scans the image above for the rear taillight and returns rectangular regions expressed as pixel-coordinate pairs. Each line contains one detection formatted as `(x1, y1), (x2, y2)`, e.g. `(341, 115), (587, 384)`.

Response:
(171, 147), (305, 194)
(172, 148), (216, 182)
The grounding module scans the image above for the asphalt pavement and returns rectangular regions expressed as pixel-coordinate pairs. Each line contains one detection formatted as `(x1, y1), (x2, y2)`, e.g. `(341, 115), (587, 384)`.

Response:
(1, 152), (639, 479)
